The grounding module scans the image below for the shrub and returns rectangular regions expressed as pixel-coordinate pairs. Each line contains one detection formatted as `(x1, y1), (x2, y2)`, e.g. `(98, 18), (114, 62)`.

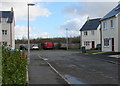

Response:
(0, 46), (2, 85)
(2, 46), (27, 85)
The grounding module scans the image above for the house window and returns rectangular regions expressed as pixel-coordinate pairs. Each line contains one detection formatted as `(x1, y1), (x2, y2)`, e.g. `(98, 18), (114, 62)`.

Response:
(3, 42), (7, 46)
(103, 22), (107, 29)
(0, 18), (8, 23)
(104, 38), (109, 46)
(84, 41), (90, 46)
(84, 31), (88, 36)
(91, 31), (95, 35)
(110, 20), (114, 28)
(2, 30), (7, 35)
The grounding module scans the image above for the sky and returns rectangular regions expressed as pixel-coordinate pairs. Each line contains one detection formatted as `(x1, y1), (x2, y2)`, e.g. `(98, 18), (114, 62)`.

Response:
(0, 0), (119, 39)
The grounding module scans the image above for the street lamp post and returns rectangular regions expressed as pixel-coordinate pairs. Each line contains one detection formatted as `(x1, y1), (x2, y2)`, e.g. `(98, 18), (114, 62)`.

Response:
(66, 28), (68, 50)
(27, 4), (35, 64)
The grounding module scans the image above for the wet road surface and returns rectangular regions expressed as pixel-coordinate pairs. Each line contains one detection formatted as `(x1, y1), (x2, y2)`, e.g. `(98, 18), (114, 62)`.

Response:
(30, 50), (119, 85)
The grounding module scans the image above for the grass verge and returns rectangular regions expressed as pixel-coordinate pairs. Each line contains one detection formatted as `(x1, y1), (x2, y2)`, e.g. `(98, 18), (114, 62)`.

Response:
(86, 51), (114, 54)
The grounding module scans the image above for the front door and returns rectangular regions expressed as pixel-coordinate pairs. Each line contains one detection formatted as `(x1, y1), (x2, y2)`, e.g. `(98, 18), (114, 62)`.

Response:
(112, 38), (114, 51)
(92, 41), (95, 49)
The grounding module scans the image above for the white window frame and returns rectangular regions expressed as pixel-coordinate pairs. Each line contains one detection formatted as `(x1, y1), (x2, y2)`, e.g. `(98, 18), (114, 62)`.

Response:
(84, 31), (88, 36)
(1, 18), (8, 23)
(110, 19), (114, 28)
(3, 42), (7, 45)
(91, 30), (95, 35)
(84, 41), (90, 46)
(103, 22), (107, 30)
(2, 30), (7, 35)
(104, 38), (109, 46)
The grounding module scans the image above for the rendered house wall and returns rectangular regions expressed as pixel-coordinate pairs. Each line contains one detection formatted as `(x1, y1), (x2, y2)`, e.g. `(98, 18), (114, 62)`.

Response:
(101, 17), (119, 52)
(118, 14), (120, 52)
(0, 18), (15, 48)
(81, 26), (101, 49)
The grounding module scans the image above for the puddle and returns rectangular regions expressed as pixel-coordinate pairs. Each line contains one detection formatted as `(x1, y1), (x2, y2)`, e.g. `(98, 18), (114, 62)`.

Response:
(108, 55), (120, 58)
(43, 58), (48, 61)
(64, 74), (84, 85)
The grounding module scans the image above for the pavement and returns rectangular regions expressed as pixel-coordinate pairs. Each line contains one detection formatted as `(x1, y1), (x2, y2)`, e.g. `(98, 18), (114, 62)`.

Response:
(28, 54), (70, 86)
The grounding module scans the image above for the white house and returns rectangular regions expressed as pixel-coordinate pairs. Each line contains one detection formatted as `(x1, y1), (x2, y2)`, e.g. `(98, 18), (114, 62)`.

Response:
(0, 8), (15, 48)
(80, 18), (101, 49)
(101, 3), (120, 52)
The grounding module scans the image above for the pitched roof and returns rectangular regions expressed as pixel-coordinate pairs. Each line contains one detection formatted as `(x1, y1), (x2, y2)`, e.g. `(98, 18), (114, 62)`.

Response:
(80, 18), (101, 31)
(0, 11), (14, 23)
(101, 4), (120, 21)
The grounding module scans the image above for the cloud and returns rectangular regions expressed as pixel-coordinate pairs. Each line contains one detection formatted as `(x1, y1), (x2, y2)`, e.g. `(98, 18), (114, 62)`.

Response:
(1, 0), (119, 2)
(1, 0), (37, 3)
(30, 32), (50, 39)
(62, 2), (117, 18)
(15, 25), (49, 39)
(59, 17), (87, 36)
(60, 2), (118, 37)
(0, 1), (52, 21)
(68, 30), (80, 37)
(15, 25), (32, 39)
(59, 17), (87, 30)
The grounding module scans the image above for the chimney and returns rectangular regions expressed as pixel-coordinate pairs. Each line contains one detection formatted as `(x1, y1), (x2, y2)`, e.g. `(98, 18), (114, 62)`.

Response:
(87, 16), (90, 21)
(11, 7), (13, 12)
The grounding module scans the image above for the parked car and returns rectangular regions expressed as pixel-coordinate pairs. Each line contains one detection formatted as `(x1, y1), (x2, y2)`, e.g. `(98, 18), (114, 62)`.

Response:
(44, 42), (53, 49)
(31, 44), (39, 50)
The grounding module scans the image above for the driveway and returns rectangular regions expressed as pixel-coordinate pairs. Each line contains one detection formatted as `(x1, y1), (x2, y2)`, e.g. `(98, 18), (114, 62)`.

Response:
(30, 50), (119, 85)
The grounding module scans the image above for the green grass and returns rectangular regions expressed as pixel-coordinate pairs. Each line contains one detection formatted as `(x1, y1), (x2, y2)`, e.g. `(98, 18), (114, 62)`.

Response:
(86, 51), (113, 54)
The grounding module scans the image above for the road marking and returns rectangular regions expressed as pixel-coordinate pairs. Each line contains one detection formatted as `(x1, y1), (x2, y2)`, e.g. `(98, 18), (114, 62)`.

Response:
(26, 66), (29, 86)
(38, 54), (72, 86)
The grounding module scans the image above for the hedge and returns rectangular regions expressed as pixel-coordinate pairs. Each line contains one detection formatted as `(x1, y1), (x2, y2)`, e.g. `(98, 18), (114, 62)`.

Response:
(0, 46), (2, 85)
(2, 46), (27, 86)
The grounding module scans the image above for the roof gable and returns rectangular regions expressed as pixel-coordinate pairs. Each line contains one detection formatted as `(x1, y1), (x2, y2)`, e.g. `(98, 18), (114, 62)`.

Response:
(0, 11), (14, 23)
(101, 4), (120, 21)
(80, 18), (101, 31)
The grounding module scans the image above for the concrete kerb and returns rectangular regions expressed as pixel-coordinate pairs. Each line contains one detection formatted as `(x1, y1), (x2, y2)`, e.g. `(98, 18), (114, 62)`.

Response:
(26, 66), (29, 86)
(38, 54), (72, 86)
(27, 54), (30, 86)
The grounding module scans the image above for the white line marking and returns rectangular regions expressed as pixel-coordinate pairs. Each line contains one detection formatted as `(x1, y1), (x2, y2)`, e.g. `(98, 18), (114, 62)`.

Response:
(38, 54), (72, 85)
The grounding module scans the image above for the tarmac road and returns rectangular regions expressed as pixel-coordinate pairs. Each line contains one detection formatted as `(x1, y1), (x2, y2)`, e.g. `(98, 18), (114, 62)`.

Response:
(30, 50), (119, 85)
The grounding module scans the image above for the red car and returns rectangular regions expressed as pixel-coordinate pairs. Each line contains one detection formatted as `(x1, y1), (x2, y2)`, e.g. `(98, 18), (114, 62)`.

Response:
(44, 42), (53, 49)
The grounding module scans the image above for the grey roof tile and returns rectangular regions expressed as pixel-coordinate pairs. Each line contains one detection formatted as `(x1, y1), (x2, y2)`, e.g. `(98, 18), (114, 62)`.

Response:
(80, 18), (101, 31)
(101, 4), (120, 21)
(0, 11), (14, 23)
